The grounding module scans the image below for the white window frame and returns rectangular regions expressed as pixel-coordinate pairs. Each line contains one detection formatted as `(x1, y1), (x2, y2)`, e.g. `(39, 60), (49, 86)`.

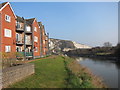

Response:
(5, 46), (11, 52)
(43, 40), (45, 44)
(26, 26), (31, 32)
(34, 27), (37, 32)
(5, 15), (11, 22)
(34, 47), (38, 52)
(4, 29), (12, 37)
(34, 36), (38, 42)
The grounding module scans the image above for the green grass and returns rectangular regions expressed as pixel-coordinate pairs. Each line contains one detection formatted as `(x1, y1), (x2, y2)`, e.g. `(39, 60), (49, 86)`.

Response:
(10, 56), (67, 88)
(9, 55), (96, 88)
(63, 56), (94, 88)
(96, 53), (111, 55)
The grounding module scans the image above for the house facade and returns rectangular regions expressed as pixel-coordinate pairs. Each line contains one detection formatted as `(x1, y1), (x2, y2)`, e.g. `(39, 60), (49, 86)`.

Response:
(0, 2), (16, 53)
(38, 22), (49, 56)
(0, 2), (49, 60)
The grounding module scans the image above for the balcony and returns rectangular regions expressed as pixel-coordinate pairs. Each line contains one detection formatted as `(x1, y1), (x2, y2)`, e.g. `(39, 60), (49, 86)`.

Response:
(16, 38), (24, 45)
(16, 52), (33, 57)
(16, 25), (24, 32)
(25, 26), (32, 34)
(25, 40), (32, 45)
(26, 52), (33, 57)
(16, 52), (24, 56)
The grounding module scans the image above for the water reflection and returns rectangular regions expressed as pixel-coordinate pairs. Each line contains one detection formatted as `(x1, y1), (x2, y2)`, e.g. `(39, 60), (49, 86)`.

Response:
(75, 57), (119, 88)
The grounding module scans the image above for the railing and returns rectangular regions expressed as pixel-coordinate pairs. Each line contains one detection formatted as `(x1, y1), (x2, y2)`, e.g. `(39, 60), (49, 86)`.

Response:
(16, 38), (24, 44)
(16, 52), (24, 57)
(16, 25), (24, 30)
(26, 52), (32, 57)
(16, 52), (33, 57)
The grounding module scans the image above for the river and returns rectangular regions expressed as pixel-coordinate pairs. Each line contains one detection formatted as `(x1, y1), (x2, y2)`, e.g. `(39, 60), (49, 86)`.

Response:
(76, 57), (119, 88)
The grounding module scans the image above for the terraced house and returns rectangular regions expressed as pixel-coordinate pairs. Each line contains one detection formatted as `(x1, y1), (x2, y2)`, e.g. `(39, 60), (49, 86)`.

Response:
(0, 2), (49, 60)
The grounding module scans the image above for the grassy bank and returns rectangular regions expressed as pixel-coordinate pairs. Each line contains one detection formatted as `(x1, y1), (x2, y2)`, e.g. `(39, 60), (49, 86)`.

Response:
(63, 56), (106, 88)
(9, 55), (106, 88)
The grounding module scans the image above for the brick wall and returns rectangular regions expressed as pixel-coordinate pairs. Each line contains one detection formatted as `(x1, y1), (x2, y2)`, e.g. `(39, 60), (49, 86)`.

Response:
(2, 63), (35, 88)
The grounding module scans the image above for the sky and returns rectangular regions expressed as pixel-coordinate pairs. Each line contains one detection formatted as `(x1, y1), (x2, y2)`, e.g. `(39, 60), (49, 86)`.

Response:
(10, 2), (118, 47)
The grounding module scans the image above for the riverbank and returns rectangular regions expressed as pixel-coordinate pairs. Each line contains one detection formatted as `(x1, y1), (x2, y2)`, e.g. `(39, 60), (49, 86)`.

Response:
(67, 54), (118, 62)
(63, 56), (106, 88)
(64, 46), (119, 62)
(9, 55), (106, 88)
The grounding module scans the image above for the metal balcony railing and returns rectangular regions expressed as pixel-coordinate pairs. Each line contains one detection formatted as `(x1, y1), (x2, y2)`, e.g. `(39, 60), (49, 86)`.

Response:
(26, 52), (32, 56)
(16, 25), (24, 31)
(16, 39), (24, 44)
(16, 52), (33, 57)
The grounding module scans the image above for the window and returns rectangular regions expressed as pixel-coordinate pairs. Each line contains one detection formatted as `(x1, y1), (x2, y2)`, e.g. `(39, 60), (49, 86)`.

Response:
(34, 36), (38, 42)
(25, 35), (31, 44)
(35, 47), (38, 52)
(5, 46), (11, 52)
(34, 27), (36, 31)
(16, 46), (22, 52)
(16, 22), (20, 28)
(4, 29), (12, 37)
(26, 26), (31, 32)
(43, 40), (45, 44)
(44, 49), (46, 53)
(5, 15), (11, 22)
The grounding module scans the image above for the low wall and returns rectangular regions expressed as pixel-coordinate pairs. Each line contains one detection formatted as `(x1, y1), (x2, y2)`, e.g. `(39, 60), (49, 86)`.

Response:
(2, 63), (35, 88)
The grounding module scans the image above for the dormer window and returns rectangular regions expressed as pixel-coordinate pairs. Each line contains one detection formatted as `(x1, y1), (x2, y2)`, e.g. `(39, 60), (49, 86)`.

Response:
(5, 15), (11, 22)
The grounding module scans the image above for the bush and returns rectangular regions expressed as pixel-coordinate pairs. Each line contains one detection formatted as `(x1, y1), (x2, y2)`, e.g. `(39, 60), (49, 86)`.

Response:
(2, 52), (25, 69)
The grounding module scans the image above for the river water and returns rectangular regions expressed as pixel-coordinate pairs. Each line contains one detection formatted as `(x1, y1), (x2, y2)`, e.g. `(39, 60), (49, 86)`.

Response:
(76, 57), (119, 88)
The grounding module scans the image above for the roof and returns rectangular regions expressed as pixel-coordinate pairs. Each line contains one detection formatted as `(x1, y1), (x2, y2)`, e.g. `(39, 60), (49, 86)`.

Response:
(25, 18), (35, 25)
(0, 2), (7, 9)
(38, 22), (42, 25)
(0, 2), (16, 18)
(16, 15), (24, 23)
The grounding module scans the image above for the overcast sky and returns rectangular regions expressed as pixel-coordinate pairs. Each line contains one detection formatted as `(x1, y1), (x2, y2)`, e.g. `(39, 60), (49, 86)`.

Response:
(11, 2), (118, 47)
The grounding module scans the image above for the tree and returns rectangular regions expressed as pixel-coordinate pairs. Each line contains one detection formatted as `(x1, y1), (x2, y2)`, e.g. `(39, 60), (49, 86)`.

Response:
(103, 42), (112, 47)
(114, 44), (120, 58)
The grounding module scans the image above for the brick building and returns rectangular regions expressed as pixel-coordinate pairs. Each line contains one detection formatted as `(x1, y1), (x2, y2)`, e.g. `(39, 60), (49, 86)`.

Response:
(38, 22), (49, 56)
(0, 2), (16, 53)
(0, 2), (49, 60)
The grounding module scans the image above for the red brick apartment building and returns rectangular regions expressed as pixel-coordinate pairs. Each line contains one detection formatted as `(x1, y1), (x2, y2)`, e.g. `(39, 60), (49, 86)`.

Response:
(38, 22), (49, 56)
(0, 2), (49, 60)
(0, 2), (16, 53)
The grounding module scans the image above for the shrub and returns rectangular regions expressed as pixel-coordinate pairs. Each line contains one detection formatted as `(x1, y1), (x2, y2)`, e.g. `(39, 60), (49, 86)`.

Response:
(2, 52), (25, 69)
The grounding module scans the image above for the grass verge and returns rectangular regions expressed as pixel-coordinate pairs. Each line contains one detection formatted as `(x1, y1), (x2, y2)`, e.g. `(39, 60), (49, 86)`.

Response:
(9, 55), (106, 88)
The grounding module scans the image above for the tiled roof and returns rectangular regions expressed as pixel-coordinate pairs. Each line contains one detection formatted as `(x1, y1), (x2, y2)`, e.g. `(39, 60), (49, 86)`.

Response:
(0, 2), (7, 9)
(16, 15), (24, 23)
(26, 18), (35, 25)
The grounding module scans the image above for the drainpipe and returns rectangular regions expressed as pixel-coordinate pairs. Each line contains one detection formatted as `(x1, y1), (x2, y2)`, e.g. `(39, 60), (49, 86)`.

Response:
(39, 25), (42, 57)
(47, 33), (49, 55)
(24, 20), (26, 60)
(32, 24), (34, 59)
(0, 12), (2, 90)
(40, 25), (43, 57)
